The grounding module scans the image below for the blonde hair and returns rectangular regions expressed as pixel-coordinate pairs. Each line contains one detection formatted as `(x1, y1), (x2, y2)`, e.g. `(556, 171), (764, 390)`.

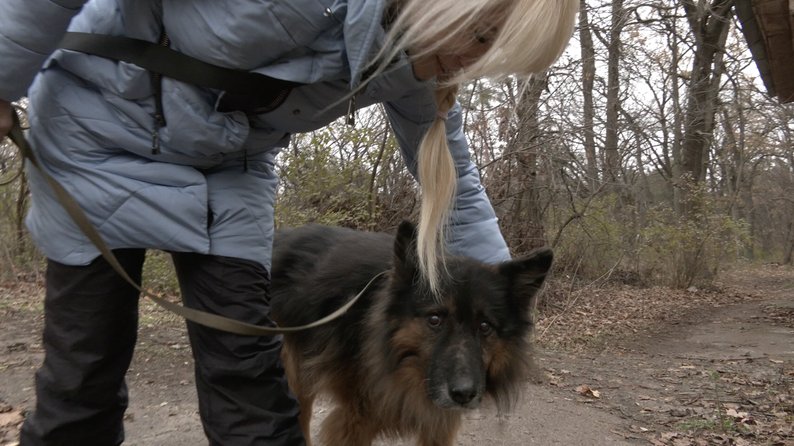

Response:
(381, 0), (579, 294)
(416, 85), (459, 295)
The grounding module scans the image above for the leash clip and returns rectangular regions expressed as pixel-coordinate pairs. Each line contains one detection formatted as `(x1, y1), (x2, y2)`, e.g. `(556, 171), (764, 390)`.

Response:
(346, 94), (356, 127)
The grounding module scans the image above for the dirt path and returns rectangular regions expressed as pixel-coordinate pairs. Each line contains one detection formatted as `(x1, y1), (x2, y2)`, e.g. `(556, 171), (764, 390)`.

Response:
(1, 265), (792, 445)
(533, 266), (794, 445)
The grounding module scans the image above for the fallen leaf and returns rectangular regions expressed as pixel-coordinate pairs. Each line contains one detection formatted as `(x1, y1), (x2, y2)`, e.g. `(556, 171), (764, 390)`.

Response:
(0, 410), (23, 428)
(726, 408), (748, 419)
(575, 384), (601, 398)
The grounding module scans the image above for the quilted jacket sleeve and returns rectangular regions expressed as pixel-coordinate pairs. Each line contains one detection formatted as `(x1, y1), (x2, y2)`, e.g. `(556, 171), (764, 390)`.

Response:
(384, 94), (512, 263)
(0, 0), (88, 100)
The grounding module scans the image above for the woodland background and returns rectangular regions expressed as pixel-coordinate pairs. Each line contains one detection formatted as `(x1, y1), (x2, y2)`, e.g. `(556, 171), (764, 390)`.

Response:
(1, 0), (792, 291)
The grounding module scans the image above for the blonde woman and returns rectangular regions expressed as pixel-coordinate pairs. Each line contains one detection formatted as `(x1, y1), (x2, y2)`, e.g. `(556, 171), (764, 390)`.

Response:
(0, 0), (577, 444)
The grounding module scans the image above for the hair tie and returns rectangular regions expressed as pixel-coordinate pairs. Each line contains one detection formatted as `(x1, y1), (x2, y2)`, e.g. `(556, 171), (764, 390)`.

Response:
(436, 110), (448, 121)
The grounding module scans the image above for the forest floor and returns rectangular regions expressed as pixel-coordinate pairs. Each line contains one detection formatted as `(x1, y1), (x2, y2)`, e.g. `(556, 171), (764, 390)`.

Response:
(0, 263), (792, 445)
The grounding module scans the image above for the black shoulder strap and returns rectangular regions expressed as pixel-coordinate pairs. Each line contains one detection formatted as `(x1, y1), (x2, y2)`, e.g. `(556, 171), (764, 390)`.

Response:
(59, 32), (302, 112)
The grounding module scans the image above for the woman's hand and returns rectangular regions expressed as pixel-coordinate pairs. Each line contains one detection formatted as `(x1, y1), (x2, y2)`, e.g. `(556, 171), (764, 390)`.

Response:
(0, 100), (13, 139)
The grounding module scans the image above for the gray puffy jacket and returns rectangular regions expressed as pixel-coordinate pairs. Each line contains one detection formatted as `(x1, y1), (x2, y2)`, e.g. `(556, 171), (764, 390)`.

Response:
(0, 0), (510, 269)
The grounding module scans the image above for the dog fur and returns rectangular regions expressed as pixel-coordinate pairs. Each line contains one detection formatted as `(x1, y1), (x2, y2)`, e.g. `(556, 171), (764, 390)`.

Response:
(270, 222), (552, 446)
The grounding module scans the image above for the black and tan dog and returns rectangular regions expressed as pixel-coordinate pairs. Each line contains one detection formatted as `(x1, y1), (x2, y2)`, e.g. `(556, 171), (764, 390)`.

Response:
(270, 221), (552, 446)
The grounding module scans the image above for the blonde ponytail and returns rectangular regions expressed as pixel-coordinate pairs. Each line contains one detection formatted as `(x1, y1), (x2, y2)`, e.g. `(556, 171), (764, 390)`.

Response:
(417, 85), (458, 296)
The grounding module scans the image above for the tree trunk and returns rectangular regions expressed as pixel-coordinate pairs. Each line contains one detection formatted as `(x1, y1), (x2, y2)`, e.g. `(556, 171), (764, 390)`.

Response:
(502, 74), (549, 253)
(679, 0), (733, 207)
(15, 171), (29, 256)
(604, 0), (626, 187)
(784, 222), (794, 265)
(579, 0), (599, 192)
(669, 18), (685, 212)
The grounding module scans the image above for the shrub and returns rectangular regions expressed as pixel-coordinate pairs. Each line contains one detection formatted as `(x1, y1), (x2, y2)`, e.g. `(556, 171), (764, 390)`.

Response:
(639, 203), (750, 288)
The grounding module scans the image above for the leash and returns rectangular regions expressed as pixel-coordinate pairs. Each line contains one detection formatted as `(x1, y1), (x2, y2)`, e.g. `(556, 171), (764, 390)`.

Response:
(6, 109), (385, 335)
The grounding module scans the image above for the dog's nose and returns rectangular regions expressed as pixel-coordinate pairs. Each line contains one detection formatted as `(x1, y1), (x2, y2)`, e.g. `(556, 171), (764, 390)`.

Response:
(449, 383), (478, 405)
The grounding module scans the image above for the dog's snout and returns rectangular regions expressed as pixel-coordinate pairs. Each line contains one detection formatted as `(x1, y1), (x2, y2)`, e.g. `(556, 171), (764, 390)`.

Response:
(449, 378), (478, 405)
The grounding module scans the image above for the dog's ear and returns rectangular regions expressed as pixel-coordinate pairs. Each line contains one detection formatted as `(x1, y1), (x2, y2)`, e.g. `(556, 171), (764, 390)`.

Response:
(498, 247), (553, 307)
(393, 221), (419, 278)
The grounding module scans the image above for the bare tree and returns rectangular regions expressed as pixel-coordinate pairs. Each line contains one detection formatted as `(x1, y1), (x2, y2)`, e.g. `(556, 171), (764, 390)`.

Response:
(679, 0), (733, 192)
(604, 0), (627, 187)
(579, 0), (600, 192)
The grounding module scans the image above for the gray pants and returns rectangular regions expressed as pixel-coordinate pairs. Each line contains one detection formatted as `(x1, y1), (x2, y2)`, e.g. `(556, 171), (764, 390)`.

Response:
(20, 250), (305, 446)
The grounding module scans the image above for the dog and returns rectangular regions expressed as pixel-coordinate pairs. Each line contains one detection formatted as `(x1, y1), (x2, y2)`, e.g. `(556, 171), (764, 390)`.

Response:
(270, 221), (553, 446)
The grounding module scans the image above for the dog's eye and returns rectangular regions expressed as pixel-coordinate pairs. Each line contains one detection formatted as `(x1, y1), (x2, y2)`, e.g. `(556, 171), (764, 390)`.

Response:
(428, 314), (443, 328)
(479, 321), (493, 336)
